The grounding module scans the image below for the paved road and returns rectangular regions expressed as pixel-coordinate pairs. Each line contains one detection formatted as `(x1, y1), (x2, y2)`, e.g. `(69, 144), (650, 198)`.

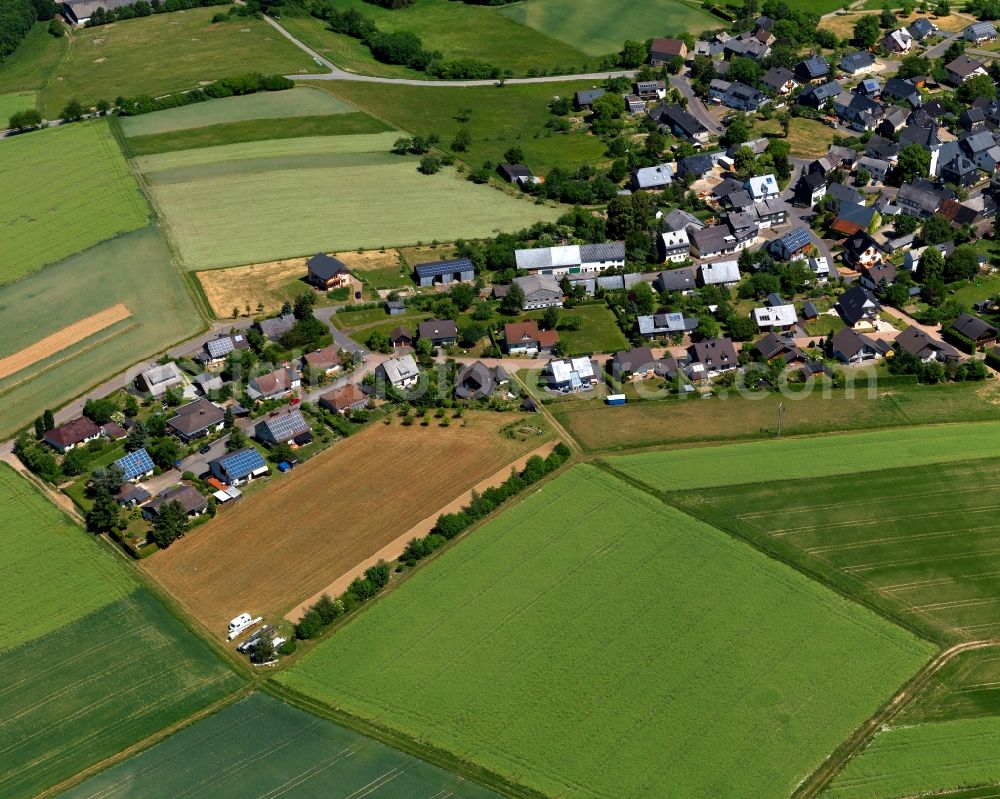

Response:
(668, 74), (723, 134)
(782, 159), (836, 269)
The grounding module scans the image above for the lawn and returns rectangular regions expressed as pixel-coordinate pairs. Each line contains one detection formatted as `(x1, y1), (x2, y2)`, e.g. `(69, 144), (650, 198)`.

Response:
(523, 304), (627, 355)
(0, 90), (35, 122)
(40, 9), (319, 116)
(317, 80), (609, 173)
(823, 716), (1000, 799)
(0, 589), (242, 799)
(0, 120), (149, 284)
(144, 413), (549, 633)
(555, 380), (1000, 452)
(138, 133), (560, 269)
(671, 457), (1000, 643)
(606, 419), (1000, 491)
(0, 227), (203, 439)
(500, 0), (723, 57)
(280, 1), (592, 77)
(0, 464), (133, 652)
(277, 464), (932, 799)
(118, 86), (354, 136)
(0, 22), (66, 98)
(61, 692), (505, 799)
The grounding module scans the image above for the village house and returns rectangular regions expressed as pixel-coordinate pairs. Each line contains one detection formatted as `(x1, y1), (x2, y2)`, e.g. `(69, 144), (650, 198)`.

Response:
(809, 256), (832, 283)
(907, 16), (938, 40)
(574, 88), (605, 110)
(658, 228), (691, 263)
(635, 79), (668, 100)
(199, 333), (249, 367)
(752, 303), (797, 332)
(166, 398), (225, 443)
(624, 95), (646, 115)
(761, 67), (798, 95)
(114, 448), (155, 483)
(135, 362), (184, 398)
(376, 354), (420, 390)
(637, 311), (700, 339)
(455, 362), (510, 401)
(256, 313), (296, 342)
(254, 408), (312, 447)
(746, 174), (779, 201)
(830, 327), (890, 363)
(709, 80), (769, 112)
(793, 171), (827, 208)
(654, 267), (698, 294)
(946, 55), (988, 85)
(841, 231), (884, 270)
(651, 104), (710, 144)
(413, 257), (476, 287)
(687, 337), (739, 376)
(142, 485), (208, 522)
(417, 319), (458, 347)
(859, 262), (898, 291)
(895, 326), (961, 362)
(904, 242), (955, 272)
(831, 202), (878, 237)
(882, 27), (913, 54)
(798, 81), (842, 110)
(319, 383), (370, 416)
(795, 54), (830, 83)
(611, 346), (658, 380)
(699, 260), (741, 288)
(44, 416), (101, 453)
(950, 312), (998, 347)
(504, 320), (559, 355)
(964, 21), (998, 42)
(547, 357), (598, 392)
(837, 285), (882, 328)
(649, 37), (687, 64)
(632, 163), (674, 190)
(840, 51), (876, 76)
(302, 345), (342, 376)
(306, 253), (353, 291)
(770, 228), (812, 261)
(209, 447), (268, 486)
(247, 367), (300, 401)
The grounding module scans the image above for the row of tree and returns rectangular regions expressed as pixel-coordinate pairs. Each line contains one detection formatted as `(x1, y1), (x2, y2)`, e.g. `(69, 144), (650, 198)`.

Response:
(0, 0), (56, 65)
(85, 0), (228, 27)
(117, 72), (294, 116)
(295, 560), (391, 638)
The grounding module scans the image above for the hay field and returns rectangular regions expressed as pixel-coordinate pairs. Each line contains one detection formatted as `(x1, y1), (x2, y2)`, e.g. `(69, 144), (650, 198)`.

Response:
(40, 9), (317, 116)
(607, 420), (1000, 492)
(0, 227), (203, 438)
(500, 0), (722, 56)
(139, 133), (559, 269)
(61, 692), (504, 799)
(277, 465), (932, 799)
(118, 86), (353, 137)
(0, 120), (149, 284)
(196, 257), (310, 317)
(674, 457), (1000, 643)
(144, 414), (549, 634)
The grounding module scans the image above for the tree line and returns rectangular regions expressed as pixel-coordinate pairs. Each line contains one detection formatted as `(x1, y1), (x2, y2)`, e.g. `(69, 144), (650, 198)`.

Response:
(117, 72), (293, 116)
(0, 0), (55, 64)
(85, 0), (228, 27)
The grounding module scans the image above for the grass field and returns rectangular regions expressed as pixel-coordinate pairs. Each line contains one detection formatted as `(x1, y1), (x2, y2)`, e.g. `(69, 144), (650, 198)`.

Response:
(606, 419), (1000, 492)
(523, 304), (627, 355)
(40, 9), (318, 116)
(823, 716), (1000, 799)
(0, 120), (149, 284)
(0, 588), (241, 799)
(318, 80), (610, 173)
(61, 692), (504, 799)
(0, 464), (133, 652)
(138, 132), (560, 269)
(118, 87), (353, 136)
(0, 90), (35, 122)
(500, 0), (723, 56)
(0, 23), (66, 98)
(672, 457), (1000, 643)
(277, 464), (932, 799)
(0, 227), (203, 439)
(555, 380), (1000, 451)
(144, 414), (549, 633)
(280, 1), (592, 76)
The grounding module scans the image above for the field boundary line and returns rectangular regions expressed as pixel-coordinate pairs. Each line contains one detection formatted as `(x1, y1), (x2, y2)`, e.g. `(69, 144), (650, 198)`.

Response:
(284, 439), (557, 621)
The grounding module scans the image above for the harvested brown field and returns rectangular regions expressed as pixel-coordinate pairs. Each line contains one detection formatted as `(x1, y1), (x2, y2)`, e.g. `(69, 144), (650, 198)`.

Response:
(821, 10), (971, 38)
(0, 304), (130, 380)
(334, 248), (401, 272)
(196, 258), (308, 318)
(144, 413), (551, 635)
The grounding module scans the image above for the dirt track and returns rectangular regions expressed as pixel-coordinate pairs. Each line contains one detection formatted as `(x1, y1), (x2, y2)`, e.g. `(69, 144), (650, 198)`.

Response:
(0, 304), (130, 380)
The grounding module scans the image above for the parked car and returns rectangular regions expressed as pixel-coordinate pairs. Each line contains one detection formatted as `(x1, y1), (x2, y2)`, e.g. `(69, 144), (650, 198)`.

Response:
(198, 444), (212, 454)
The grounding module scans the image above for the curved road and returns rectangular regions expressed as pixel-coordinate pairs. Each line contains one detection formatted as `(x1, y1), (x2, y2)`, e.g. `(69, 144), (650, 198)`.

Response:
(265, 15), (637, 87)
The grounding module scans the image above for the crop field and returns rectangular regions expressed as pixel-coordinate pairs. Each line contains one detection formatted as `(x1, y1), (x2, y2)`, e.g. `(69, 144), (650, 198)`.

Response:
(61, 692), (504, 799)
(556, 380), (1000, 452)
(40, 9), (318, 116)
(277, 465), (932, 799)
(823, 716), (1000, 799)
(138, 133), (560, 269)
(900, 646), (1000, 724)
(500, 0), (723, 56)
(280, 0), (592, 76)
(0, 120), (149, 284)
(118, 87), (354, 137)
(671, 457), (1000, 643)
(321, 80), (610, 172)
(606, 420), (1000, 492)
(0, 588), (242, 799)
(0, 464), (133, 652)
(0, 227), (203, 439)
(144, 414), (549, 633)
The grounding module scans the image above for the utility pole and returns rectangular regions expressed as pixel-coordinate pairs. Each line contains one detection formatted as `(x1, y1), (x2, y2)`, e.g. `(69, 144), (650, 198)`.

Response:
(776, 401), (785, 437)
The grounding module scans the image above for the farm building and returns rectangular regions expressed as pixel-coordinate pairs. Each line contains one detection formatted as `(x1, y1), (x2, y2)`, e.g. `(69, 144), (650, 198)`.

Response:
(166, 398), (225, 443)
(135, 362), (184, 398)
(455, 362), (510, 400)
(254, 409), (312, 446)
(209, 447), (269, 486)
(376, 355), (420, 390)
(142, 485), (208, 522)
(319, 383), (370, 415)
(514, 242), (625, 277)
(115, 448), (155, 482)
(504, 321), (559, 355)
(62, 0), (132, 24)
(417, 319), (458, 346)
(547, 357), (598, 392)
(386, 299), (406, 316)
(44, 416), (101, 453)
(306, 253), (353, 290)
(513, 274), (563, 310)
(413, 257), (475, 287)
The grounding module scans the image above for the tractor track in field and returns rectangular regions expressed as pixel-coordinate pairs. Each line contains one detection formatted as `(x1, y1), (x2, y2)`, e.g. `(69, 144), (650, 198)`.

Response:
(793, 639), (1000, 798)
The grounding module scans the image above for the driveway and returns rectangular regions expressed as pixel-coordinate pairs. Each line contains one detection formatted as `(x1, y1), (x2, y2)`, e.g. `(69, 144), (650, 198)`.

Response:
(669, 74), (723, 134)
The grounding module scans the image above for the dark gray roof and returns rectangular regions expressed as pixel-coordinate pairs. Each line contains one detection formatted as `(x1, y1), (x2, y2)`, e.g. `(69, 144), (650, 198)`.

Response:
(837, 285), (880, 325)
(146, 485), (207, 516)
(580, 242), (626, 262)
(417, 319), (458, 340)
(952, 312), (997, 340)
(167, 398), (225, 437)
(307, 253), (351, 281)
(257, 313), (296, 340)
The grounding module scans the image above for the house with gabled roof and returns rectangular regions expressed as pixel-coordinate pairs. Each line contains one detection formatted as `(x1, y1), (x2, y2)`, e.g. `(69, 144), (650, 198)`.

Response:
(417, 319), (458, 347)
(637, 311), (699, 339)
(514, 242), (625, 277)
(687, 338), (739, 374)
(752, 303), (797, 331)
(512, 274), (563, 310)
(831, 202), (878, 237)
(611, 347), (658, 380)
(896, 326), (961, 362)
(799, 80), (842, 110)
(503, 320), (558, 355)
(651, 104), (710, 144)
(307, 253), (352, 290)
(200, 333), (249, 366)
(254, 408), (312, 447)
(135, 362), (184, 398)
(795, 54), (830, 83)
(770, 228), (813, 261)
(883, 78), (921, 108)
(632, 163), (674, 190)
(319, 383), (370, 416)
(709, 80), (769, 112)
(950, 312), (998, 347)
(837, 285), (881, 328)
(166, 398), (225, 443)
(248, 366), (300, 401)
(841, 51), (876, 75)
(114, 448), (155, 482)
(761, 67), (798, 95)
(209, 447), (268, 486)
(830, 327), (890, 363)
(654, 266), (698, 294)
(574, 88), (605, 109)
(746, 174), (779, 201)
(859, 262), (897, 291)
(965, 21), (997, 42)
(882, 27), (913, 54)
(842, 231), (883, 270)
(44, 416), (101, 453)
(699, 260), (741, 288)
(658, 228), (691, 263)
(142, 485), (208, 522)
(302, 345), (342, 375)
(793, 171), (827, 208)
(255, 313), (296, 342)
(376, 354), (420, 390)
(650, 37), (687, 64)
(946, 55), (988, 85)
(907, 16), (938, 40)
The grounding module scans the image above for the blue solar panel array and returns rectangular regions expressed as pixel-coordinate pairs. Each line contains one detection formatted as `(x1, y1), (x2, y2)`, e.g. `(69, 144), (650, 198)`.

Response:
(263, 410), (308, 442)
(218, 447), (267, 480)
(114, 448), (154, 481)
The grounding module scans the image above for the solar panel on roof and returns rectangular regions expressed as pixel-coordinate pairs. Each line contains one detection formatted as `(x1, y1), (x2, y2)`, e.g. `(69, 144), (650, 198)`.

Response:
(207, 337), (235, 358)
(114, 448), (154, 480)
(264, 411), (308, 441)
(220, 448), (267, 479)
